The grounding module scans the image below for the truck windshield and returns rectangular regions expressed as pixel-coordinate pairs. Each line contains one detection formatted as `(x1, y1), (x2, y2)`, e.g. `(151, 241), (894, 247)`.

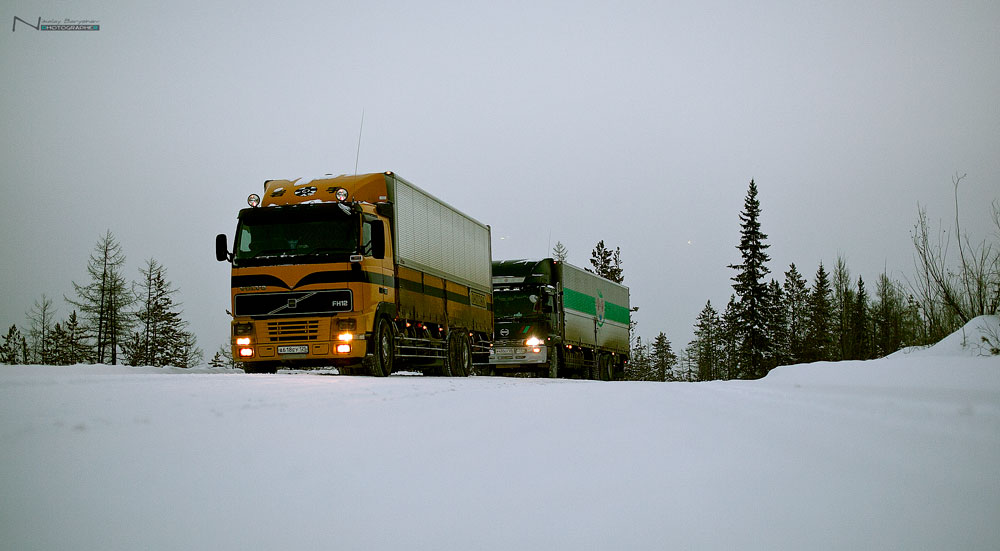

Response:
(493, 288), (542, 318)
(233, 204), (358, 267)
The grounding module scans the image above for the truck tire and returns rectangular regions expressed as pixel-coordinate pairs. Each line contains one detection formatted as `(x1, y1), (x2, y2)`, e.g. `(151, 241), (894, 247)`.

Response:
(243, 362), (278, 374)
(447, 332), (471, 377)
(600, 355), (612, 381)
(548, 347), (559, 378)
(370, 317), (394, 377)
(585, 354), (598, 380)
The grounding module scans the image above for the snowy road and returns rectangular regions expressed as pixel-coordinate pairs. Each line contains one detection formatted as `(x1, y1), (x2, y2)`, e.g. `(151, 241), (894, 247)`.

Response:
(1, 354), (998, 550)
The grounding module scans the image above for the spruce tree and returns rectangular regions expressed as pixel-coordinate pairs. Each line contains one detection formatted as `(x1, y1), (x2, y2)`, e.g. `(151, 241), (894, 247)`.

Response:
(214, 343), (237, 369)
(783, 264), (810, 364)
(681, 341), (698, 382)
(209, 346), (230, 369)
(586, 240), (624, 283)
(651, 332), (677, 382)
(627, 336), (652, 380)
(552, 241), (569, 262)
(766, 279), (789, 369)
(1, 325), (26, 364)
(832, 256), (856, 361)
(62, 311), (88, 365)
(728, 179), (772, 379)
(720, 296), (741, 380)
(47, 322), (69, 365)
(852, 276), (872, 360)
(125, 258), (201, 367)
(805, 262), (834, 362)
(693, 301), (722, 381)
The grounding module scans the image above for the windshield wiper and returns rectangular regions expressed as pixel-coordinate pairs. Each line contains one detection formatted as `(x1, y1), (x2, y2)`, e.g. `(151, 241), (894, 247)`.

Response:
(250, 249), (291, 258)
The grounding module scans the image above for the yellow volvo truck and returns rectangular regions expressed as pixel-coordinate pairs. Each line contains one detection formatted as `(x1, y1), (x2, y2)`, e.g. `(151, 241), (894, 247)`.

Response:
(215, 172), (493, 375)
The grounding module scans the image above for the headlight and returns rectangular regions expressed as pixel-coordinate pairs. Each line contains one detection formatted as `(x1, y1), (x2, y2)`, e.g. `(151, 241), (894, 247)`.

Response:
(525, 336), (541, 347)
(236, 337), (251, 346)
(338, 332), (353, 342)
(335, 188), (349, 202)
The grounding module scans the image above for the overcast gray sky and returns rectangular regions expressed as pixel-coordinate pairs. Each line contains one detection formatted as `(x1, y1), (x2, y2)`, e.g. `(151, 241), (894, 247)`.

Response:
(2, 1), (998, 357)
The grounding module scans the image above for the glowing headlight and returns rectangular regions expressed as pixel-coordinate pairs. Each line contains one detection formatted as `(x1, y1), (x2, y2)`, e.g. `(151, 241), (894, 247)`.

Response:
(236, 337), (251, 346)
(335, 188), (349, 202)
(247, 194), (261, 207)
(525, 336), (542, 347)
(338, 332), (354, 342)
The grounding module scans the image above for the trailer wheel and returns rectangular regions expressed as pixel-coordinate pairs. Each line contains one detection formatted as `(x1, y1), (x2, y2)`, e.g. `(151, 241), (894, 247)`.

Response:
(447, 331), (471, 377)
(370, 317), (394, 377)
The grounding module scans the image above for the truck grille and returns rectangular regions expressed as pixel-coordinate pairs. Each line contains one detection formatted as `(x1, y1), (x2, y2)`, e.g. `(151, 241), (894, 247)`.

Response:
(234, 289), (353, 317)
(266, 320), (320, 342)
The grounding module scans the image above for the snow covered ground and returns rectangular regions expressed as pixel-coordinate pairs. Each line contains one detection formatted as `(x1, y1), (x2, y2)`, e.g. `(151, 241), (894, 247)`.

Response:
(2, 319), (998, 550)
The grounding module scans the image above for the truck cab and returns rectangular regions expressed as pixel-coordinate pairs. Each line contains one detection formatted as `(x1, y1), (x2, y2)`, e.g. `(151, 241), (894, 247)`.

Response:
(490, 258), (630, 379)
(490, 259), (562, 376)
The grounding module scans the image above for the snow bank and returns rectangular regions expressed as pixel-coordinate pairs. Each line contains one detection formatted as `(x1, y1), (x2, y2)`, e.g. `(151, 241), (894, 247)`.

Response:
(890, 315), (1000, 358)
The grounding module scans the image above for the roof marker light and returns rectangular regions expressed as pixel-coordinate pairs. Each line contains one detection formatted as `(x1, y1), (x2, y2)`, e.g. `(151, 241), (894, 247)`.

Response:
(335, 188), (349, 202)
(248, 194), (261, 207)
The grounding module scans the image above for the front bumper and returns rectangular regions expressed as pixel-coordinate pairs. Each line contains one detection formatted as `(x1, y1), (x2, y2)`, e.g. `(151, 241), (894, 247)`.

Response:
(489, 344), (548, 365)
(233, 316), (370, 365)
(241, 339), (368, 362)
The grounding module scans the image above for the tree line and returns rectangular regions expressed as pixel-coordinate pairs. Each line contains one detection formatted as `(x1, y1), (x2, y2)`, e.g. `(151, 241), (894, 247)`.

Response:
(627, 175), (998, 382)
(1, 230), (203, 367)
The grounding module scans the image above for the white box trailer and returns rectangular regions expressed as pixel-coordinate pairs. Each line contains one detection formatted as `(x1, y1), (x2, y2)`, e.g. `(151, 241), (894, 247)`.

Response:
(389, 174), (492, 294)
(560, 261), (630, 355)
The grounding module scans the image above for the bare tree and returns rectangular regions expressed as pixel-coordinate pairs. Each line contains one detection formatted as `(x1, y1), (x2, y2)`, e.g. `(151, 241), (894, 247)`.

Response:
(67, 231), (135, 364)
(26, 294), (56, 364)
(910, 174), (999, 339)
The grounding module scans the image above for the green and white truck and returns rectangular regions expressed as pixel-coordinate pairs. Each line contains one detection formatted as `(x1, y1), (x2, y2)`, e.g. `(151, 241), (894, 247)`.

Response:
(489, 258), (630, 379)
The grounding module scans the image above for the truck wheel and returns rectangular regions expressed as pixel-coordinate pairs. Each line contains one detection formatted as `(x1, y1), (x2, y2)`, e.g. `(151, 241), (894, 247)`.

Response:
(599, 354), (612, 381)
(243, 362), (278, 374)
(585, 355), (597, 380)
(370, 317), (394, 377)
(548, 347), (559, 378)
(447, 332), (471, 377)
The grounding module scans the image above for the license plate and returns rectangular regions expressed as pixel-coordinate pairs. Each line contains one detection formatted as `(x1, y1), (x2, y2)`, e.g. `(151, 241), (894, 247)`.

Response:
(278, 345), (308, 355)
(493, 347), (521, 355)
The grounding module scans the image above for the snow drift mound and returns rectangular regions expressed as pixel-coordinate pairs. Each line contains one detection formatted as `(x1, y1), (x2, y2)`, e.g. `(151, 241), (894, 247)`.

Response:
(764, 315), (999, 389)
(891, 315), (1000, 358)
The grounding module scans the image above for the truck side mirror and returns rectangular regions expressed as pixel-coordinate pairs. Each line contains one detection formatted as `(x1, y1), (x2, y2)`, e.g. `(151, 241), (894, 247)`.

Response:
(370, 220), (385, 259)
(215, 234), (230, 262)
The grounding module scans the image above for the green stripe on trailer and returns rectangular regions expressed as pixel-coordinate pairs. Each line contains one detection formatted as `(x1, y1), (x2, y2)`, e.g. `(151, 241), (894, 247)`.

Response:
(563, 288), (630, 325)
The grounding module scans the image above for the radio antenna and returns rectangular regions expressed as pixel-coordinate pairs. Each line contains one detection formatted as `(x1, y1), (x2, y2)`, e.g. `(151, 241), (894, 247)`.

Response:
(354, 109), (365, 176)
